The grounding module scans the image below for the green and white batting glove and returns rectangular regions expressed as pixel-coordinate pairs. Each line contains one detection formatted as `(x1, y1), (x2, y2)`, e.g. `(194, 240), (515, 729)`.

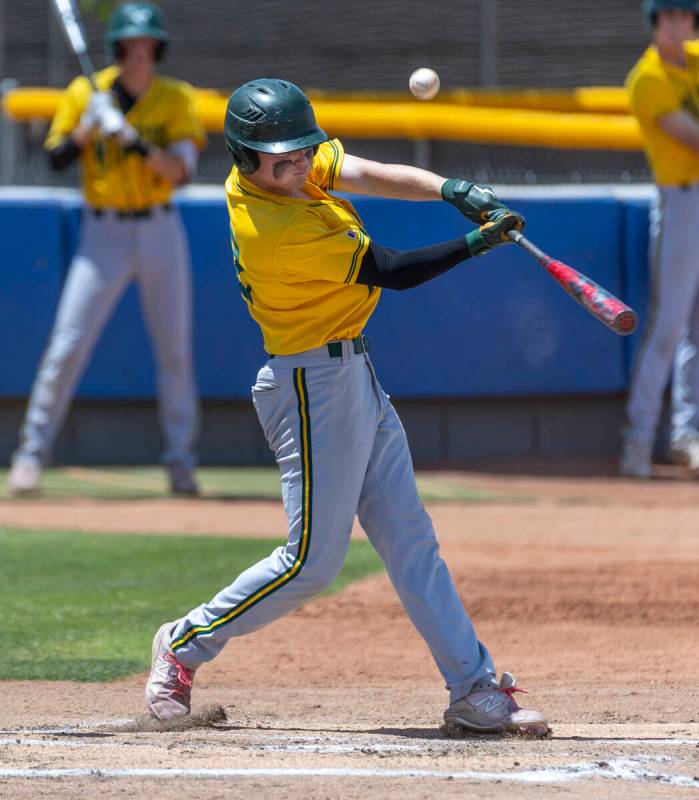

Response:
(464, 208), (526, 257)
(442, 178), (508, 225)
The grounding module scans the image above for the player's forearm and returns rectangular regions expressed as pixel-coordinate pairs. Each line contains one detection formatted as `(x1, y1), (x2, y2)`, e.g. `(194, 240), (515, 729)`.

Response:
(355, 210), (521, 289)
(339, 154), (444, 200)
(658, 111), (699, 155)
(144, 148), (188, 185)
(356, 239), (472, 290)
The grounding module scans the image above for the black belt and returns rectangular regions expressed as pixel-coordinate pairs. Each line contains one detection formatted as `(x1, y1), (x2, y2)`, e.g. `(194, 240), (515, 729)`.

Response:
(269, 335), (369, 359)
(90, 204), (172, 219)
(327, 334), (370, 358)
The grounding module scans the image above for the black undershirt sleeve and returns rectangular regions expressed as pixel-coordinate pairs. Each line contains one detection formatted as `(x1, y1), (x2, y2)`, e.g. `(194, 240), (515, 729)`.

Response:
(48, 137), (82, 171)
(112, 79), (137, 114)
(48, 81), (139, 172)
(355, 238), (473, 290)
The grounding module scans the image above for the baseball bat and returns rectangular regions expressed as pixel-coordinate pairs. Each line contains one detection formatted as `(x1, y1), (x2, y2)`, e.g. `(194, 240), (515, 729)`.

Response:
(507, 229), (638, 336)
(51, 0), (97, 87)
(50, 0), (143, 206)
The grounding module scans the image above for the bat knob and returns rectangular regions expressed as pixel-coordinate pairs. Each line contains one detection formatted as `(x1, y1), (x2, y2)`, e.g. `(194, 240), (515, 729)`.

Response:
(615, 310), (638, 336)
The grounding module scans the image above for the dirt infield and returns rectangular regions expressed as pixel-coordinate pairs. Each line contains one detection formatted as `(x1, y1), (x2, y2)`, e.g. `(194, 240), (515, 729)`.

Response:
(1, 461), (698, 798)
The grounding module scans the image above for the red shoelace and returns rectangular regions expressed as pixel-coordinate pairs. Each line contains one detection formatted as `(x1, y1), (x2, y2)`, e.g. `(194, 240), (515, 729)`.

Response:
(500, 685), (528, 700)
(164, 653), (193, 691)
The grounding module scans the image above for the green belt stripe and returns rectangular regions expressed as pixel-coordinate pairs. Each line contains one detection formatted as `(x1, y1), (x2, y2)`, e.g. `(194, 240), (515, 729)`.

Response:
(171, 368), (313, 652)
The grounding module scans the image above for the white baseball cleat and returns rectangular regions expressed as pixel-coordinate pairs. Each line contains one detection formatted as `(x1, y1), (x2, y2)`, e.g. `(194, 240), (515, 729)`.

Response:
(669, 433), (699, 475)
(7, 461), (42, 495)
(444, 672), (549, 736)
(619, 438), (652, 479)
(145, 621), (196, 720)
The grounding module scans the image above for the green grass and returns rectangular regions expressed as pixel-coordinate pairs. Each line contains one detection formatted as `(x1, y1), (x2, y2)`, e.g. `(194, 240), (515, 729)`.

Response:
(0, 528), (384, 682)
(0, 466), (510, 503)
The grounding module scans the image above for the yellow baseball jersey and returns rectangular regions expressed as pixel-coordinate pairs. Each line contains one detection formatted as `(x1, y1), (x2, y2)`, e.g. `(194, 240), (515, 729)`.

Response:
(225, 138), (378, 355)
(45, 66), (206, 210)
(627, 43), (699, 186)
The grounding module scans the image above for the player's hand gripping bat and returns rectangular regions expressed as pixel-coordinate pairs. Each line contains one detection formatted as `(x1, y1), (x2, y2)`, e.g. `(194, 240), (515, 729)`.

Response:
(507, 229), (638, 336)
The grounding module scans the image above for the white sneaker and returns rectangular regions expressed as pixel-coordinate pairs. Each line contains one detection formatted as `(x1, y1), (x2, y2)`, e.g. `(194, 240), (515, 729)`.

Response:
(669, 433), (699, 474)
(7, 461), (42, 495)
(443, 672), (549, 736)
(619, 438), (652, 479)
(145, 621), (196, 720)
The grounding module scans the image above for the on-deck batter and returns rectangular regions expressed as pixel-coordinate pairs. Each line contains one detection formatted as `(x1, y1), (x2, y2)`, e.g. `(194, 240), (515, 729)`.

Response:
(145, 78), (548, 736)
(7, 2), (205, 496)
(622, 0), (699, 478)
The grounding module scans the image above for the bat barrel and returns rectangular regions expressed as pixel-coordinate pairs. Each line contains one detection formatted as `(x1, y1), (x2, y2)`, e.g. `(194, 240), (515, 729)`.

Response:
(507, 230), (639, 336)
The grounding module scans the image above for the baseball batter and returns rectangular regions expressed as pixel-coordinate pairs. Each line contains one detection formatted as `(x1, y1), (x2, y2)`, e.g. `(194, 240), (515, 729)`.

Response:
(622, 0), (699, 478)
(6, 2), (205, 496)
(145, 79), (548, 736)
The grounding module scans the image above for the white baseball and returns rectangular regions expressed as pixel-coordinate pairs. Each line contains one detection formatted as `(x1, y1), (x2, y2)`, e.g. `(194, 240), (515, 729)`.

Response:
(409, 67), (440, 101)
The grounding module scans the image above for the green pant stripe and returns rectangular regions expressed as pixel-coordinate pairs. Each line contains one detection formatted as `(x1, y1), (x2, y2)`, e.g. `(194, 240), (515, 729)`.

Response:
(171, 368), (312, 651)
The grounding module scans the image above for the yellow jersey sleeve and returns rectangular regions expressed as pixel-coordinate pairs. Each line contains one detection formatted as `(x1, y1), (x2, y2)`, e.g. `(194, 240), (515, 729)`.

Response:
(275, 213), (370, 285)
(44, 75), (91, 150)
(164, 82), (207, 149)
(628, 72), (679, 124)
(309, 139), (344, 190)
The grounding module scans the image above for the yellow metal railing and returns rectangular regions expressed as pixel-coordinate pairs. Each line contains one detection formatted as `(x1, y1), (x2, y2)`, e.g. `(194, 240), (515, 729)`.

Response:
(1, 86), (641, 151)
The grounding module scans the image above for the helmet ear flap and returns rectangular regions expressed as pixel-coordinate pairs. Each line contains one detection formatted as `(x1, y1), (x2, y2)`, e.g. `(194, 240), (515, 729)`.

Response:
(226, 142), (260, 175)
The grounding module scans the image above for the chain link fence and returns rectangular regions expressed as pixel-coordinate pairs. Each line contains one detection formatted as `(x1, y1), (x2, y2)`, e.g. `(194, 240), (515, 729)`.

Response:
(0, 0), (652, 185)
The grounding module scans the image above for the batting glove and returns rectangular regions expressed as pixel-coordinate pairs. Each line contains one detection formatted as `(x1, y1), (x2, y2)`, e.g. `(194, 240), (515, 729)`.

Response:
(116, 120), (139, 147)
(94, 104), (128, 138)
(442, 178), (509, 225)
(79, 91), (114, 132)
(464, 208), (526, 256)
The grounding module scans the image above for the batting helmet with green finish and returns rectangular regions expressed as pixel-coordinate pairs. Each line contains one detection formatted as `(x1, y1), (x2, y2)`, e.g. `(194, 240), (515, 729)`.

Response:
(643, 0), (699, 27)
(223, 79), (328, 175)
(105, 2), (168, 61)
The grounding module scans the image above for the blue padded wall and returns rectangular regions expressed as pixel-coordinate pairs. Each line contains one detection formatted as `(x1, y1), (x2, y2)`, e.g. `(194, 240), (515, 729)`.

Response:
(1, 191), (650, 400)
(0, 197), (64, 395)
(355, 195), (627, 396)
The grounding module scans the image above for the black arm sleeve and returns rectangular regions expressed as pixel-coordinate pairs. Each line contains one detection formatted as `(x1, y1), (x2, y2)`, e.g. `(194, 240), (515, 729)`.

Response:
(48, 137), (82, 171)
(355, 238), (472, 290)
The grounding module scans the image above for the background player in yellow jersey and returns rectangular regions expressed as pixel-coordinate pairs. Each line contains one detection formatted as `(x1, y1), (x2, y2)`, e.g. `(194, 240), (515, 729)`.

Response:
(621, 0), (699, 478)
(145, 79), (549, 737)
(7, 2), (205, 496)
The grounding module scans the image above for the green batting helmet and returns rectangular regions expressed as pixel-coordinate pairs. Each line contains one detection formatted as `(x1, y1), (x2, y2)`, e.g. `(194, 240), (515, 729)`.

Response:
(643, 0), (699, 26)
(224, 79), (328, 175)
(106, 2), (168, 60)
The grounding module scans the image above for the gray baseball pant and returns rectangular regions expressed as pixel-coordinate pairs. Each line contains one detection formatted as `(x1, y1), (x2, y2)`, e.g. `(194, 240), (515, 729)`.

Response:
(626, 185), (699, 444)
(171, 340), (495, 703)
(12, 206), (198, 469)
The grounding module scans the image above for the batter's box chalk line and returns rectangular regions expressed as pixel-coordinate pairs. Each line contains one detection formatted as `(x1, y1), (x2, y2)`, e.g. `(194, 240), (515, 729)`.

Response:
(0, 758), (698, 786)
